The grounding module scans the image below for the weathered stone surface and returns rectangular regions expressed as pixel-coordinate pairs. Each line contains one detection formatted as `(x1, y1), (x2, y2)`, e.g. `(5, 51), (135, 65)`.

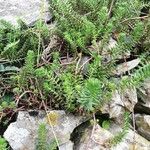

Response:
(112, 129), (150, 150)
(4, 110), (86, 150)
(59, 141), (74, 150)
(135, 114), (150, 141)
(0, 0), (51, 26)
(101, 91), (124, 120)
(135, 80), (150, 113)
(74, 124), (113, 150)
(138, 78), (150, 101)
(75, 123), (150, 150)
(136, 78), (150, 114)
(109, 123), (150, 150)
(101, 88), (137, 123)
(113, 58), (140, 75)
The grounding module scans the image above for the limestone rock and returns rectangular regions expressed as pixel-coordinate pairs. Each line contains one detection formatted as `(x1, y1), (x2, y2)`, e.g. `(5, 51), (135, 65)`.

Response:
(105, 38), (130, 60)
(0, 0), (52, 26)
(135, 114), (150, 141)
(136, 78), (150, 114)
(109, 123), (150, 150)
(101, 91), (124, 120)
(59, 141), (74, 150)
(75, 123), (150, 150)
(74, 124), (113, 150)
(113, 58), (140, 75)
(101, 88), (137, 123)
(138, 78), (150, 111)
(112, 129), (150, 150)
(4, 110), (86, 150)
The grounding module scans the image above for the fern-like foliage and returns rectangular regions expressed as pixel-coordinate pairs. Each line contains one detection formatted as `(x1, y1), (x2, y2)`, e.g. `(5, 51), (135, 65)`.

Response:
(37, 123), (47, 150)
(60, 65), (83, 110)
(0, 19), (50, 60)
(4, 0), (149, 113)
(51, 0), (99, 51)
(37, 123), (57, 150)
(0, 2), (149, 148)
(13, 51), (62, 105)
(17, 50), (35, 88)
(120, 62), (150, 89)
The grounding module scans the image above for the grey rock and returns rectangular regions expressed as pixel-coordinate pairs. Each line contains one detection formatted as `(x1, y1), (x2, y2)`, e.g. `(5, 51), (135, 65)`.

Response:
(135, 114), (150, 141)
(136, 78), (150, 114)
(101, 88), (137, 123)
(59, 141), (74, 150)
(113, 58), (140, 75)
(75, 123), (150, 150)
(107, 37), (117, 50)
(106, 38), (130, 60)
(74, 124), (113, 150)
(89, 38), (117, 63)
(101, 90), (125, 120)
(112, 129), (150, 150)
(135, 79), (150, 114)
(4, 110), (86, 150)
(0, 0), (52, 26)
(109, 123), (150, 150)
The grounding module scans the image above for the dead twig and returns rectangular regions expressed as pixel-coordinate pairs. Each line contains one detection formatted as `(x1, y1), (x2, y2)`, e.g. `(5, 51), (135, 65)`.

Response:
(86, 113), (97, 150)
(42, 100), (60, 149)
(78, 57), (92, 73)
(108, 0), (116, 18)
(16, 91), (33, 106)
(121, 16), (149, 23)
(75, 53), (82, 75)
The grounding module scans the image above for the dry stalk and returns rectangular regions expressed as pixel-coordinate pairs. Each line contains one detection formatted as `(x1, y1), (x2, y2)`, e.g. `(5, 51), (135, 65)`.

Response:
(42, 100), (60, 149)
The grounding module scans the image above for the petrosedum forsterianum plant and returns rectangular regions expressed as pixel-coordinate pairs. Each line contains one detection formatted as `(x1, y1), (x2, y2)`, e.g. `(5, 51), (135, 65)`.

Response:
(37, 123), (57, 150)
(0, 2), (149, 150)
(50, 0), (150, 106)
(37, 123), (47, 150)
(10, 0), (149, 112)
(0, 1), (149, 149)
(77, 78), (103, 112)
(0, 19), (50, 60)
(50, 0), (149, 54)
(0, 136), (7, 150)
(50, 0), (149, 104)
